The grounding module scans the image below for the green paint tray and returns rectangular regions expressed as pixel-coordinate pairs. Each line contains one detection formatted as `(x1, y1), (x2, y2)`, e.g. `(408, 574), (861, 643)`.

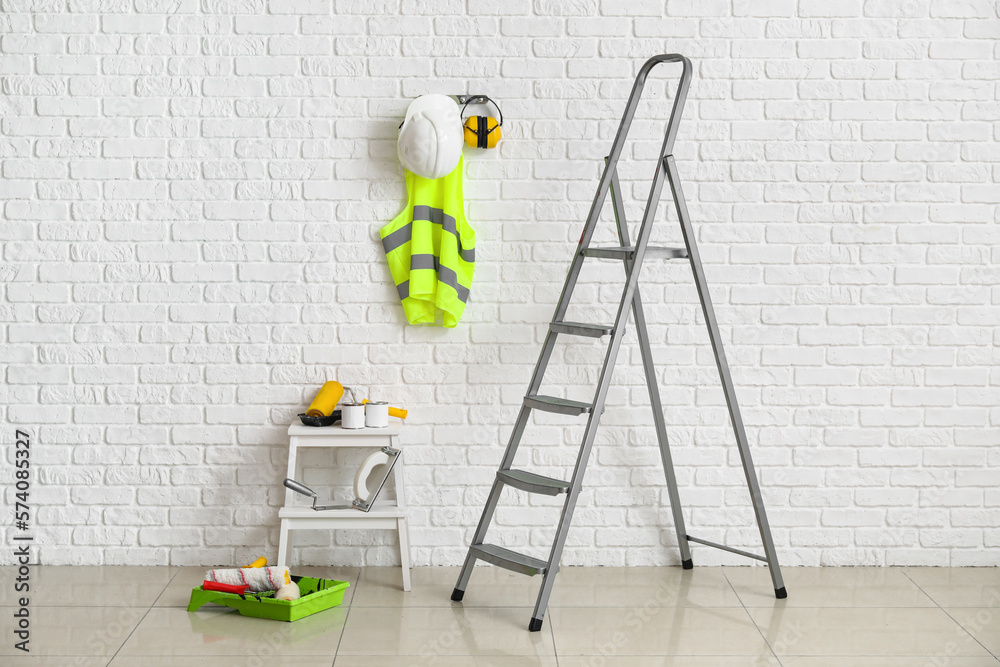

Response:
(187, 576), (349, 622)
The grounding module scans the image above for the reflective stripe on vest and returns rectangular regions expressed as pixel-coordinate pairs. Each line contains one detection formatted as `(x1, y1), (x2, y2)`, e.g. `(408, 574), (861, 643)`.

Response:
(379, 156), (475, 328)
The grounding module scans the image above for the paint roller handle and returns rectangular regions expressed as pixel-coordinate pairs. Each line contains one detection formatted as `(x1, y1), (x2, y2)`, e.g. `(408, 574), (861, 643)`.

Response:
(203, 581), (249, 595)
(362, 399), (407, 420)
(283, 478), (316, 498)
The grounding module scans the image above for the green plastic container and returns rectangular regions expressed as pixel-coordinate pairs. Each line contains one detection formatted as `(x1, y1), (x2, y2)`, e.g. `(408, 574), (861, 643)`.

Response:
(187, 576), (349, 622)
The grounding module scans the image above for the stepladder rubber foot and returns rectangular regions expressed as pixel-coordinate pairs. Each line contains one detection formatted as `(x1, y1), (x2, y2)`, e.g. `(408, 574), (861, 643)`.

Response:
(681, 558), (693, 570)
(451, 588), (465, 602)
(529, 617), (543, 632)
(775, 586), (787, 599)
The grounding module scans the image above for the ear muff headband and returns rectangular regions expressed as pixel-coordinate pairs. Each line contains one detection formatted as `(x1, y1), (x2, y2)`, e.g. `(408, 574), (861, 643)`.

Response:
(477, 117), (489, 148)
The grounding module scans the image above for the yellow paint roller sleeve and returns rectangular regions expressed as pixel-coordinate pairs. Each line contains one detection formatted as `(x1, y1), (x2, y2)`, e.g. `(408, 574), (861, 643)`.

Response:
(306, 381), (344, 417)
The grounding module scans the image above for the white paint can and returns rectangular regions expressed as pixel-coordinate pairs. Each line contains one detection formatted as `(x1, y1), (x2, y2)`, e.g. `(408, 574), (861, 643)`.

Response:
(365, 401), (389, 428)
(341, 402), (365, 429)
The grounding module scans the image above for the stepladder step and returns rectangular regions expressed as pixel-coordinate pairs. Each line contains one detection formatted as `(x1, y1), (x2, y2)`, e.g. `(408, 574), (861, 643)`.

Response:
(549, 321), (613, 338)
(583, 245), (688, 260)
(524, 394), (592, 415)
(470, 544), (548, 576)
(497, 469), (571, 496)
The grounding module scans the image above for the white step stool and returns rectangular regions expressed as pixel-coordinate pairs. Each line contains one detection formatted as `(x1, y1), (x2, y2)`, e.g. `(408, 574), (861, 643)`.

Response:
(277, 422), (411, 591)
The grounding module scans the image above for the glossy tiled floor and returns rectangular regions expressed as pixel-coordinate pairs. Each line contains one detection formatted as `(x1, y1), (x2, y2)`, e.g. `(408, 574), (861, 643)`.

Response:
(3, 565), (998, 666)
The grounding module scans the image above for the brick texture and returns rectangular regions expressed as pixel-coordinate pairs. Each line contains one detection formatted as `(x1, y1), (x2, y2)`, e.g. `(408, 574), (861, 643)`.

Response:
(1, 0), (998, 568)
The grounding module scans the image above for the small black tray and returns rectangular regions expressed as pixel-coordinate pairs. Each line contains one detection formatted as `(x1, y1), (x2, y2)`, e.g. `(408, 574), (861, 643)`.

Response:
(298, 410), (342, 427)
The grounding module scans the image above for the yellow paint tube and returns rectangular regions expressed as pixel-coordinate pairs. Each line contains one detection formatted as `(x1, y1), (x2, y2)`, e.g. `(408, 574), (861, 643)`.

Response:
(305, 381), (344, 417)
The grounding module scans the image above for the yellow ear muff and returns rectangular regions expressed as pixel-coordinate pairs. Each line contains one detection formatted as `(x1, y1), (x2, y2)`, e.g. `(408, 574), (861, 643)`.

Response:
(464, 116), (501, 149)
(460, 96), (503, 149)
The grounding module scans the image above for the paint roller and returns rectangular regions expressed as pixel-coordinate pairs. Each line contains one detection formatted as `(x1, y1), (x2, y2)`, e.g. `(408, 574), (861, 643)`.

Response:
(300, 381), (357, 427)
(362, 398), (407, 420)
(305, 381), (344, 417)
(204, 566), (291, 592)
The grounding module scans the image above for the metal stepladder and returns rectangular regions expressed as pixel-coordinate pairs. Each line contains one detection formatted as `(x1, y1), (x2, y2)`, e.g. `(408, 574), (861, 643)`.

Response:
(451, 54), (787, 632)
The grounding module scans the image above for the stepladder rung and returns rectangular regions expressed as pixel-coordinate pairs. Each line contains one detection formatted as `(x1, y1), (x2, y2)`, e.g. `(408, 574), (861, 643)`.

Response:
(470, 543), (548, 576)
(686, 535), (767, 563)
(497, 469), (571, 496)
(583, 245), (688, 260)
(549, 321), (613, 338)
(524, 394), (592, 415)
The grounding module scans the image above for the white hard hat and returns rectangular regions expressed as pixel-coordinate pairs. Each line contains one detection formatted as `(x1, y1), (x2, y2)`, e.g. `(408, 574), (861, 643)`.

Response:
(397, 94), (464, 180)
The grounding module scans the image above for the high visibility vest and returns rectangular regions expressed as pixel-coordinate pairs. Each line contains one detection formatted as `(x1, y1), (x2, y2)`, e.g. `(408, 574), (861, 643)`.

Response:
(380, 156), (475, 328)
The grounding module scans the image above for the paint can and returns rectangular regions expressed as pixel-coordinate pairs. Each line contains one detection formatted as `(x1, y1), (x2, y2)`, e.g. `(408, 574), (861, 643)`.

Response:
(341, 402), (365, 429)
(365, 401), (389, 428)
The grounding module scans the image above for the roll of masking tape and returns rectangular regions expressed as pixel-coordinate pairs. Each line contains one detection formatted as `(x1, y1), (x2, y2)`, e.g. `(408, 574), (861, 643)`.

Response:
(353, 450), (392, 500)
(365, 401), (389, 428)
(341, 402), (365, 429)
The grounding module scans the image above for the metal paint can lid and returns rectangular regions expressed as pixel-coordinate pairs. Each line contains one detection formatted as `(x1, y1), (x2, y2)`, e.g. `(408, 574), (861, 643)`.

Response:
(341, 402), (363, 407)
(366, 401), (388, 405)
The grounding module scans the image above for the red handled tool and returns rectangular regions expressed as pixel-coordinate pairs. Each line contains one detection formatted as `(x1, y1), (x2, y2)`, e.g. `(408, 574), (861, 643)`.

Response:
(202, 580), (249, 596)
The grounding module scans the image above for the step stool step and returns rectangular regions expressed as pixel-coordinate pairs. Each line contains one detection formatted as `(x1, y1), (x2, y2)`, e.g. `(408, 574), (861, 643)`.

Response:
(524, 394), (592, 415)
(497, 469), (571, 496)
(583, 245), (688, 260)
(549, 321), (613, 338)
(470, 543), (548, 576)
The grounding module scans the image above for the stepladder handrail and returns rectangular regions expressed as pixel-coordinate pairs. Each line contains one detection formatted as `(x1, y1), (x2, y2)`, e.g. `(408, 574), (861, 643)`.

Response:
(628, 54), (692, 157)
(549, 54), (692, 328)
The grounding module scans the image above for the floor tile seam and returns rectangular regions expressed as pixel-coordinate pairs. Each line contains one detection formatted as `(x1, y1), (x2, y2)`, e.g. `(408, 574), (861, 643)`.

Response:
(549, 605), (560, 662)
(331, 566), (362, 658)
(899, 567), (948, 608)
(0, 604), (162, 608)
(785, 653), (997, 665)
(552, 654), (787, 658)
(349, 603), (761, 609)
(900, 568), (998, 658)
(92, 604), (154, 663)
(936, 605), (1000, 660)
(148, 565), (184, 608)
(755, 604), (1000, 611)
(721, 566), (783, 664)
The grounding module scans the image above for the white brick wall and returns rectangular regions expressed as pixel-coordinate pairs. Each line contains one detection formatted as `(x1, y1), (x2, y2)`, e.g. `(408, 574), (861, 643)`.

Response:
(1, 0), (998, 568)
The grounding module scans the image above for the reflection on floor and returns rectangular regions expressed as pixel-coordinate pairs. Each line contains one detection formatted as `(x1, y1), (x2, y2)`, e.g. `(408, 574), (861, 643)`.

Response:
(1, 565), (998, 666)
